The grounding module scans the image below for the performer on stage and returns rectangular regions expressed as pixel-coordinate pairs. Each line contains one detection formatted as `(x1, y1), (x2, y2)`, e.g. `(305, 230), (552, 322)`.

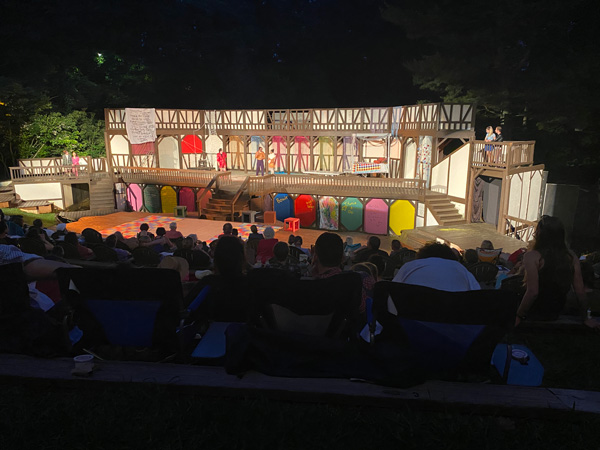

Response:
(268, 149), (276, 174)
(255, 146), (265, 176)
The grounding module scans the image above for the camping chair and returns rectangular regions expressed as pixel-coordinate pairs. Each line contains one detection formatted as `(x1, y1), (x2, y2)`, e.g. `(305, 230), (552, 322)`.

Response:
(223, 269), (368, 377)
(82, 228), (104, 246)
(372, 281), (520, 380)
(249, 268), (363, 339)
(468, 262), (499, 288)
(132, 246), (161, 267)
(57, 267), (183, 360)
(56, 242), (81, 260)
(92, 245), (119, 262)
(18, 238), (48, 257)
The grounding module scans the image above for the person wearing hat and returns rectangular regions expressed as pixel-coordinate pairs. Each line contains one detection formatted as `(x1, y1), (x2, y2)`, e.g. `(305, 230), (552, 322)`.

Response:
(51, 223), (68, 241)
(256, 226), (278, 264)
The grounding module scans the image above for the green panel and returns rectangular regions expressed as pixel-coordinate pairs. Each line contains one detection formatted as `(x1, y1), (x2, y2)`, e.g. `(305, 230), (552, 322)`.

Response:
(340, 197), (363, 231)
(143, 185), (161, 213)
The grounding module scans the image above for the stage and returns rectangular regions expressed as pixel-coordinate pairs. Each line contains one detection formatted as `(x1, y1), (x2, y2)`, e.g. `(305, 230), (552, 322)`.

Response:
(63, 212), (527, 254)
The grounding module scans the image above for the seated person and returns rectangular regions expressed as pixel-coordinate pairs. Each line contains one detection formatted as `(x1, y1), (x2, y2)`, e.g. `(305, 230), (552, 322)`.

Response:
(137, 223), (155, 241)
(7, 215), (25, 237)
(293, 236), (310, 255)
(32, 218), (53, 244)
(463, 248), (479, 268)
(246, 225), (264, 243)
(64, 232), (94, 260)
(149, 227), (176, 252)
(218, 222), (233, 238)
(165, 222), (184, 240)
(105, 234), (131, 261)
(393, 241), (480, 291)
(367, 254), (387, 281)
(256, 226), (278, 264)
(174, 237), (211, 269)
(51, 223), (68, 241)
(310, 232), (344, 279)
(268, 242), (300, 275)
(352, 236), (388, 263)
(23, 226), (54, 253)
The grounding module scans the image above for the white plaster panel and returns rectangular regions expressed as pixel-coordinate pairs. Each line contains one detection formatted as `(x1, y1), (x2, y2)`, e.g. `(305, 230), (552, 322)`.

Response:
(448, 144), (469, 199)
(15, 182), (63, 209)
(111, 135), (129, 155)
(426, 208), (439, 226)
(158, 136), (180, 169)
(451, 201), (465, 217)
(403, 140), (417, 179)
(508, 174), (523, 217)
(527, 170), (543, 221)
(430, 158), (448, 194)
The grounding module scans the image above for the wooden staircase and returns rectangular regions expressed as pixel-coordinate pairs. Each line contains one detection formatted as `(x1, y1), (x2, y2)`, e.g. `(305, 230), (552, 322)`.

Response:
(425, 192), (466, 226)
(89, 176), (117, 212)
(203, 193), (249, 221)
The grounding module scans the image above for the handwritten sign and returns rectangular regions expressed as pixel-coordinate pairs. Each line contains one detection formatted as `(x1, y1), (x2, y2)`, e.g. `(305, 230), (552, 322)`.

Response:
(125, 108), (156, 145)
(364, 198), (388, 235)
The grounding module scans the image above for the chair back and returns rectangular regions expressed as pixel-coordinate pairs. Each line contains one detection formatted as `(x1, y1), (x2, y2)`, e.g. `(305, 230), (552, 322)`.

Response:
(57, 267), (182, 352)
(18, 238), (47, 257)
(92, 245), (119, 262)
(132, 246), (160, 266)
(57, 241), (81, 259)
(373, 281), (519, 375)
(248, 268), (362, 339)
(468, 262), (499, 283)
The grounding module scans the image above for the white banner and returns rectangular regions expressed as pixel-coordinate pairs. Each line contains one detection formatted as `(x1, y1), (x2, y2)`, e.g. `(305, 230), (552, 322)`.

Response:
(125, 108), (157, 145)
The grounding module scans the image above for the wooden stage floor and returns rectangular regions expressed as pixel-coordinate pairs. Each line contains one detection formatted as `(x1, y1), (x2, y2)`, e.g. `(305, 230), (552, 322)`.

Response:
(64, 212), (527, 253)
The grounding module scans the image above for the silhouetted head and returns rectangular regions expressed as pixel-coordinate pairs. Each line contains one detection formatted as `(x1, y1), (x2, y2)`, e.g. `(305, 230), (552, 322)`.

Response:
(416, 242), (457, 261)
(273, 242), (289, 261)
(314, 232), (343, 268)
(367, 236), (381, 250)
(214, 236), (245, 277)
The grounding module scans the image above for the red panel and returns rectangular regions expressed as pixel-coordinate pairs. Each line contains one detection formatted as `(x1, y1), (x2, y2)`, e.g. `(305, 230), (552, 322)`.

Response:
(196, 188), (212, 211)
(294, 194), (316, 227)
(178, 187), (196, 212)
(182, 135), (203, 154)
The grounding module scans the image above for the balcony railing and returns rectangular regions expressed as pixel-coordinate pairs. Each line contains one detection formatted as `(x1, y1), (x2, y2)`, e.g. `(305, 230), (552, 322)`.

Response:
(113, 166), (228, 188)
(471, 141), (535, 168)
(248, 174), (425, 200)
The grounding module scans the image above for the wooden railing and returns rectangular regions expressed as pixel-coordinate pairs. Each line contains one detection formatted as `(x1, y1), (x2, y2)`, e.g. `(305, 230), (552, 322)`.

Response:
(248, 174), (425, 200)
(11, 164), (91, 181)
(471, 141), (535, 169)
(113, 166), (222, 187)
(196, 172), (231, 217)
(105, 103), (475, 135)
(502, 216), (537, 243)
(230, 176), (250, 220)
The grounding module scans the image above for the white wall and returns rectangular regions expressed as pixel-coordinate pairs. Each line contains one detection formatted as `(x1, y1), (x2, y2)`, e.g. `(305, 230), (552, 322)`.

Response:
(15, 182), (64, 209)
(430, 158), (448, 194)
(403, 140), (417, 178)
(158, 136), (180, 169)
(111, 135), (129, 154)
(447, 144), (469, 199)
(508, 169), (544, 221)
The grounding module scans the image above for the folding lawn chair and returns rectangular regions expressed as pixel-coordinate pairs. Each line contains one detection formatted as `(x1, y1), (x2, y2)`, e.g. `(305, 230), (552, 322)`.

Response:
(57, 267), (183, 360)
(372, 281), (520, 380)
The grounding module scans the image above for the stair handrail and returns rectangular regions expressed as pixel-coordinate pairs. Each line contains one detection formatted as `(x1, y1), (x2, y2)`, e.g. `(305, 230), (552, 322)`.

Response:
(197, 172), (228, 217)
(230, 176), (250, 221)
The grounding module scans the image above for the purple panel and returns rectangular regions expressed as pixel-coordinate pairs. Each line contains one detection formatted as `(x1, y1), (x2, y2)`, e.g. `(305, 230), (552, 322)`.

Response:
(179, 187), (196, 212)
(127, 184), (143, 212)
(364, 198), (389, 235)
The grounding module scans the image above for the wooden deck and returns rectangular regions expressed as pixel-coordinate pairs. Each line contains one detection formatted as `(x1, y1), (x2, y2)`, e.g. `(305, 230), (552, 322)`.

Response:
(1, 354), (599, 416)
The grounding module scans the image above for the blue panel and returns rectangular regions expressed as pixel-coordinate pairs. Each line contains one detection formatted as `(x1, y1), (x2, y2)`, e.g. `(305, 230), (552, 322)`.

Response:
(274, 193), (294, 222)
(191, 322), (233, 359)
(492, 344), (544, 386)
(87, 299), (161, 347)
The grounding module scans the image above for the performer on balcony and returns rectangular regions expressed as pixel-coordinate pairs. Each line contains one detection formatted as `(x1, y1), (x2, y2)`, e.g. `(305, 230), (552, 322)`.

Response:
(484, 126), (496, 163)
(255, 146), (265, 176)
(268, 149), (276, 174)
(217, 148), (227, 172)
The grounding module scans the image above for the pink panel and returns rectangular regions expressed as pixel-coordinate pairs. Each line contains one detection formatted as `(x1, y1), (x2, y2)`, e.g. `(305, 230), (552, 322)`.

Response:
(127, 184), (143, 211)
(364, 198), (389, 235)
(196, 188), (213, 211)
(178, 187), (196, 212)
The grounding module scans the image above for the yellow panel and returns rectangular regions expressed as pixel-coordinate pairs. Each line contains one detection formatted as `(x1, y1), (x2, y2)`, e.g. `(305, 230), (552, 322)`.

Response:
(389, 200), (415, 235)
(161, 186), (178, 213)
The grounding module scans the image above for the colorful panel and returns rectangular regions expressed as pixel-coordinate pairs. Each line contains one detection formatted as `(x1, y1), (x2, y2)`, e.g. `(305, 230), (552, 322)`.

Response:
(126, 183), (143, 212)
(318, 196), (339, 230)
(182, 135), (203, 154)
(340, 197), (363, 231)
(178, 187), (196, 212)
(160, 186), (178, 214)
(364, 198), (388, 235)
(274, 193), (294, 222)
(294, 194), (316, 227)
(143, 185), (161, 213)
(389, 200), (415, 235)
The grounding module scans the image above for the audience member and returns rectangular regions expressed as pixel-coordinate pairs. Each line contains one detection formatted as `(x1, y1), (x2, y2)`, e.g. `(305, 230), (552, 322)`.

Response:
(516, 216), (599, 328)
(367, 254), (387, 281)
(105, 234), (131, 261)
(392, 241), (480, 291)
(287, 234), (296, 245)
(311, 232), (344, 279)
(137, 223), (155, 240)
(352, 236), (388, 263)
(293, 235), (310, 255)
(51, 223), (68, 241)
(247, 225), (264, 243)
(7, 215), (25, 237)
(268, 242), (300, 275)
(158, 256), (190, 281)
(64, 232), (94, 260)
(219, 222), (233, 238)
(165, 222), (184, 240)
(256, 226), (278, 264)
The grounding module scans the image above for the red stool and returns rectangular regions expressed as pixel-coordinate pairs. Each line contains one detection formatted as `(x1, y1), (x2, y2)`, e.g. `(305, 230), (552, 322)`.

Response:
(284, 217), (300, 233)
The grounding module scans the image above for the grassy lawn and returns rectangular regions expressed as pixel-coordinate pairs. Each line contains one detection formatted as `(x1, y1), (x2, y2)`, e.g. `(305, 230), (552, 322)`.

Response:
(2, 208), (57, 228)
(1, 382), (599, 450)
